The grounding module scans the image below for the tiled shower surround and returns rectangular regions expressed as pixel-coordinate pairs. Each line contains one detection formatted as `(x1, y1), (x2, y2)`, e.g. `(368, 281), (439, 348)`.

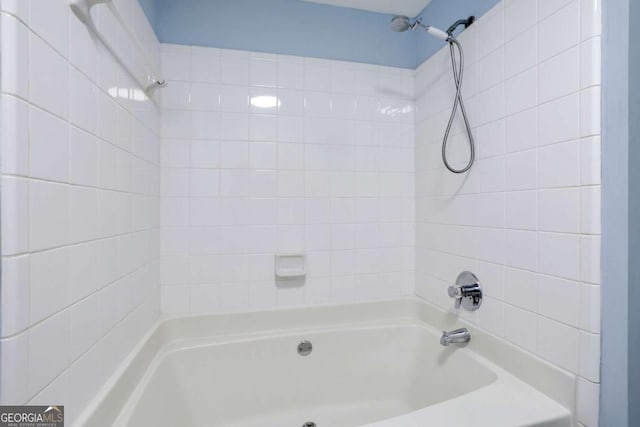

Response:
(0, 0), (601, 425)
(0, 0), (161, 421)
(159, 46), (416, 314)
(414, 0), (601, 425)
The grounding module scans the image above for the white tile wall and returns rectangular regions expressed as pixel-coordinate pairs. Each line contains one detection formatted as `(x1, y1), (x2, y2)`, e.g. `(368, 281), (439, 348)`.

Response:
(414, 0), (601, 425)
(160, 45), (415, 315)
(0, 0), (161, 423)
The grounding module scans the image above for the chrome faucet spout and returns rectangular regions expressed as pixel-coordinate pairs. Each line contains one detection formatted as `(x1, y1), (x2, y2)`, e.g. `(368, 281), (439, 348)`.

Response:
(440, 328), (471, 346)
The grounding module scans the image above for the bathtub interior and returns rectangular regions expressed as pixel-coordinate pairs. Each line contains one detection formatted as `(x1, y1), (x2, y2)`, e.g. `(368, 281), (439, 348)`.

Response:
(120, 324), (496, 427)
(77, 298), (575, 427)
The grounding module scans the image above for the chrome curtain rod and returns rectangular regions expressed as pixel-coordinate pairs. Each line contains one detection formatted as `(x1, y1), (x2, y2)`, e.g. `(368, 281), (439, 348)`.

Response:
(69, 0), (167, 97)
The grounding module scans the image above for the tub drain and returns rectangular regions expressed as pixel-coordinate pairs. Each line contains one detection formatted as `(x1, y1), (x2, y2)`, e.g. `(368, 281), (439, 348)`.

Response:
(302, 423), (316, 427)
(297, 340), (312, 356)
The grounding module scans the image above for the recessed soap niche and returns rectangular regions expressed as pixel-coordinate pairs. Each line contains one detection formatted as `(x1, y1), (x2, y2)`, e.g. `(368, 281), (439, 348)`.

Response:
(275, 254), (306, 286)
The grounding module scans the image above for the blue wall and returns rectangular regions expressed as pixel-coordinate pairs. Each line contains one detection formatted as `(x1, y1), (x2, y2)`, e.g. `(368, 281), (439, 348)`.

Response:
(601, 0), (640, 425)
(628, 4), (640, 423)
(151, 0), (416, 68)
(139, 0), (500, 69)
(413, 0), (499, 65)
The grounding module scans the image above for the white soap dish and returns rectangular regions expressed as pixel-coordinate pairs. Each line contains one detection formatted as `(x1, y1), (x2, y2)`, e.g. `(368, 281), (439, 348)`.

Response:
(275, 254), (306, 278)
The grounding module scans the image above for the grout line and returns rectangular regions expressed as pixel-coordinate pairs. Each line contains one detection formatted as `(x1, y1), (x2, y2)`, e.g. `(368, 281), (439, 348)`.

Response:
(23, 295), (156, 404)
(0, 258), (160, 341)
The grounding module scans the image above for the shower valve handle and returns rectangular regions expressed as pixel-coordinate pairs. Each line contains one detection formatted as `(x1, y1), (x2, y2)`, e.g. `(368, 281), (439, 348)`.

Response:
(447, 272), (482, 311)
(448, 285), (464, 309)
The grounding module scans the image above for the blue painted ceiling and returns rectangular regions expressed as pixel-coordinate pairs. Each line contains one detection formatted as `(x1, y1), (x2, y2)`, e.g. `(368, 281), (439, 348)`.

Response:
(138, 0), (500, 69)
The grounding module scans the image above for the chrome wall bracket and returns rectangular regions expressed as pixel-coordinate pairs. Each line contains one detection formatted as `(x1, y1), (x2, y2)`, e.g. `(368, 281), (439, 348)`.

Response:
(448, 271), (482, 311)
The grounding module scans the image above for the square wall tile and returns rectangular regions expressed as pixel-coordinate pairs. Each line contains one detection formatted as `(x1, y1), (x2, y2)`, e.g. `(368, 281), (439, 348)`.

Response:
(1, 14), (30, 99)
(1, 256), (30, 337)
(537, 316), (579, 372)
(29, 310), (70, 395)
(29, 248), (70, 323)
(576, 377), (600, 426)
(30, 32), (69, 118)
(1, 95), (29, 175)
(538, 232), (580, 280)
(1, 177), (30, 256)
(29, 106), (69, 182)
(0, 332), (29, 404)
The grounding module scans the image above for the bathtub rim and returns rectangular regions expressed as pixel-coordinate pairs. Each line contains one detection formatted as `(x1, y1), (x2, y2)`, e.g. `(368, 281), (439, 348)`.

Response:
(74, 296), (576, 426)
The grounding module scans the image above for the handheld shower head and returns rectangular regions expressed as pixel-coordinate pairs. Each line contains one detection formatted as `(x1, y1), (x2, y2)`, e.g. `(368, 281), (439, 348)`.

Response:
(390, 16), (412, 32)
(389, 14), (477, 173)
(424, 26), (450, 41)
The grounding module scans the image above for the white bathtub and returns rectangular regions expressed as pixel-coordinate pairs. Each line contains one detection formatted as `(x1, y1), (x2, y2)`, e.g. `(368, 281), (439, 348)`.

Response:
(77, 299), (574, 427)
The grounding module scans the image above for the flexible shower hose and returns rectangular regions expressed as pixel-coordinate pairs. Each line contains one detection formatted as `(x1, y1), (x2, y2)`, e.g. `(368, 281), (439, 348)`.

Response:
(441, 37), (475, 174)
